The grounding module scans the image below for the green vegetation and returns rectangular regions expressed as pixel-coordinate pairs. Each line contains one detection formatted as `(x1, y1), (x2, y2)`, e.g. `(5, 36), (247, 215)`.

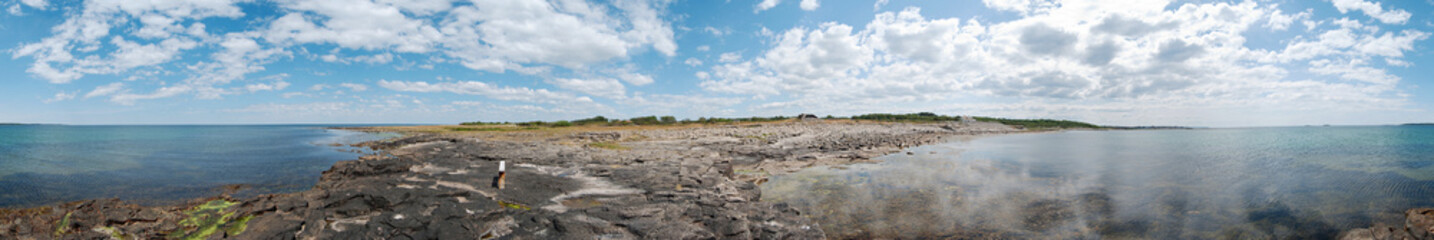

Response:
(446, 127), (540, 132)
(850, 112), (961, 122)
(223, 215), (254, 236)
(571, 116), (610, 125)
(973, 117), (1101, 129)
(167, 199), (251, 240)
(53, 211), (72, 237)
(628, 116), (662, 125)
(497, 200), (531, 210)
(458, 121), (510, 126)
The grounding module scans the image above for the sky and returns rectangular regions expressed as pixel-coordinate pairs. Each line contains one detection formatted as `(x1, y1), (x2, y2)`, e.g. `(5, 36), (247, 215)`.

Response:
(0, 0), (1432, 127)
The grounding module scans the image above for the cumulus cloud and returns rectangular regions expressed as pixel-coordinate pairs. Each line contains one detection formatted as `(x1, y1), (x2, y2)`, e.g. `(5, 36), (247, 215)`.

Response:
(704, 26), (728, 36)
(799, 0), (819, 11)
(1331, 0), (1411, 24)
(701, 3), (1426, 125)
(20, 0), (47, 10)
(377, 79), (595, 105)
(244, 81), (291, 92)
(718, 52), (742, 63)
(981, 0), (1057, 15)
(339, 83), (369, 92)
(13, 0), (678, 104)
(755, 0), (780, 13)
(85, 82), (125, 99)
(44, 91), (74, 103)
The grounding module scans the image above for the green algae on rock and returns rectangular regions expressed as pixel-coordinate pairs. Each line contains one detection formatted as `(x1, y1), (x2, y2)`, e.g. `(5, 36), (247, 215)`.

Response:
(167, 199), (251, 240)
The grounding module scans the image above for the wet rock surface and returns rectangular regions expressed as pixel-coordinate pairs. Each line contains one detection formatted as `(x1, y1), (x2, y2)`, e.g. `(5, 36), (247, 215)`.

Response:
(1, 121), (1013, 239)
(1342, 208), (1434, 240)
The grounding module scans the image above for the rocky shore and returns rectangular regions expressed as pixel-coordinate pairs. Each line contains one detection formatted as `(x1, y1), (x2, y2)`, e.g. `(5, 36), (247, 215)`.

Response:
(0, 120), (1016, 239)
(1340, 208), (1434, 240)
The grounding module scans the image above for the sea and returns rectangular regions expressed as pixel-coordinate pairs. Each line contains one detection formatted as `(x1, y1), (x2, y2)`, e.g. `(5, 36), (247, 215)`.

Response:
(763, 125), (1434, 239)
(0, 125), (400, 208)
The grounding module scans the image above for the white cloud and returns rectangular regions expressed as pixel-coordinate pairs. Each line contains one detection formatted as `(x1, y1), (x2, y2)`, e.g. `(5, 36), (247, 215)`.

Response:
(981, 0), (1057, 15)
(85, 82), (125, 99)
(9, 4), (24, 15)
(13, 0), (678, 105)
(718, 52), (742, 63)
(244, 81), (291, 92)
(755, 0), (780, 13)
(322, 53), (395, 65)
(617, 72), (655, 86)
(684, 57), (703, 66)
(1265, 9), (1311, 31)
(799, 0), (819, 11)
(696, 45), (710, 51)
(110, 85), (191, 105)
(1331, 0), (1411, 24)
(547, 78), (626, 99)
(873, 0), (889, 11)
(20, 0), (47, 10)
(377, 79), (594, 105)
(701, 3), (1426, 126)
(434, 0), (676, 72)
(704, 26), (727, 36)
(339, 83), (369, 91)
(44, 91), (75, 103)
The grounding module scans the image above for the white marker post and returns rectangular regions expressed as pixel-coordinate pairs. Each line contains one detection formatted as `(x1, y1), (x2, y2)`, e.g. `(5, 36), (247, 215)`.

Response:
(497, 161), (507, 189)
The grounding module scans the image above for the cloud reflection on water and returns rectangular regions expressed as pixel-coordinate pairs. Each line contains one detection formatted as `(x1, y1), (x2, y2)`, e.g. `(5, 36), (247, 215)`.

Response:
(763, 128), (1434, 239)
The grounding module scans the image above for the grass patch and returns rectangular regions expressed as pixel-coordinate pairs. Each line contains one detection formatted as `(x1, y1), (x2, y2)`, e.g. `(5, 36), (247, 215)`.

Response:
(849, 112), (961, 122)
(586, 142), (629, 150)
(53, 211), (72, 237)
(972, 117), (1101, 129)
(446, 127), (539, 132)
(497, 200), (531, 210)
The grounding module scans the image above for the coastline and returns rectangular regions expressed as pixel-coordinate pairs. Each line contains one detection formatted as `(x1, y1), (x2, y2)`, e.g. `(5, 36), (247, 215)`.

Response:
(0, 120), (1017, 239)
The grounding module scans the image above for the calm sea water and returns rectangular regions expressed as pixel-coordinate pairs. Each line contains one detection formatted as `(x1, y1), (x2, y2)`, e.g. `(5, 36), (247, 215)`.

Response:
(0, 125), (399, 207)
(763, 126), (1434, 239)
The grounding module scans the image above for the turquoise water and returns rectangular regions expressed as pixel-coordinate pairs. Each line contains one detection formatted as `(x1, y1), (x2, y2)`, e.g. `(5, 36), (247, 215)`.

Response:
(763, 126), (1434, 239)
(0, 125), (398, 207)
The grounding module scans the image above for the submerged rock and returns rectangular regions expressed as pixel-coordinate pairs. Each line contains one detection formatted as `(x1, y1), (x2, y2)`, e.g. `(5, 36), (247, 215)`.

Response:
(1341, 208), (1434, 240)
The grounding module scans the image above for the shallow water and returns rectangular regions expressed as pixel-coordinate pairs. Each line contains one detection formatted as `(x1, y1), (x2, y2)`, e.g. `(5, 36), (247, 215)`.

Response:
(763, 126), (1434, 239)
(0, 125), (399, 207)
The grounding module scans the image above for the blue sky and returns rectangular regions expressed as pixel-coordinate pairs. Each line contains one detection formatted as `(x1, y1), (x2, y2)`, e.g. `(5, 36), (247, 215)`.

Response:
(1, 0), (1431, 127)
